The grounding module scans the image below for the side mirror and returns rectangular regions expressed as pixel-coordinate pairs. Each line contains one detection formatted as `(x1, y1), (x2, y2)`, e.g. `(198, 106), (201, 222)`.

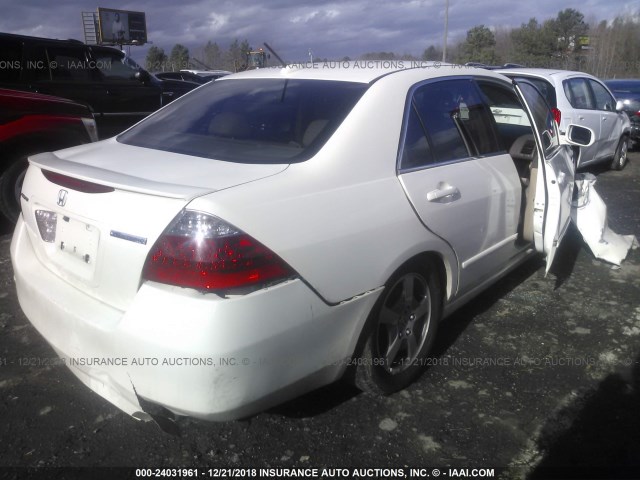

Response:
(616, 100), (625, 112)
(135, 70), (150, 83)
(566, 124), (595, 147)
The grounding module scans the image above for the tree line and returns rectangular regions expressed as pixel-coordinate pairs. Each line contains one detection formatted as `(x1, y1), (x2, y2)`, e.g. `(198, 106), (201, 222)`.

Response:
(145, 8), (639, 78)
(145, 39), (252, 73)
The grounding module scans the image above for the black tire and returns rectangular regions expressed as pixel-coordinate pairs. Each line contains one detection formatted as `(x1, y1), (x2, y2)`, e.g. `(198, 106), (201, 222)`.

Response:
(355, 258), (442, 395)
(611, 136), (629, 171)
(0, 157), (29, 223)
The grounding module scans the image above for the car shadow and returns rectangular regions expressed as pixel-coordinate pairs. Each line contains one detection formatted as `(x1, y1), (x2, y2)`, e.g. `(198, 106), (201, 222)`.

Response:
(431, 254), (544, 358)
(528, 352), (640, 479)
(577, 162), (610, 177)
(267, 380), (362, 418)
(549, 223), (583, 290)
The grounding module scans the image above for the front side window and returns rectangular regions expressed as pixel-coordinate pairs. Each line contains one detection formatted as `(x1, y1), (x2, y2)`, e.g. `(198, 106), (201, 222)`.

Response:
(517, 81), (560, 155)
(94, 51), (140, 82)
(477, 81), (533, 151)
(589, 80), (616, 111)
(118, 79), (368, 163)
(509, 76), (556, 108)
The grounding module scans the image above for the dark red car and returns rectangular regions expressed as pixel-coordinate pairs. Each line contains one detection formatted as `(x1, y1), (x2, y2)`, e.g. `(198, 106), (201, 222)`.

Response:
(0, 88), (97, 222)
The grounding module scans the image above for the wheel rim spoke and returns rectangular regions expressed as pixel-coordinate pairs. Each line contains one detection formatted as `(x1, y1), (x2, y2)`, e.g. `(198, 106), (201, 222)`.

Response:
(406, 333), (419, 359)
(413, 295), (431, 320)
(385, 335), (403, 365)
(375, 271), (434, 375)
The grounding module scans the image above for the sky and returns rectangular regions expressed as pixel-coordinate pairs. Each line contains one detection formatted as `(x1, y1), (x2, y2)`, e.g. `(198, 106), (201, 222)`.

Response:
(0, 0), (637, 66)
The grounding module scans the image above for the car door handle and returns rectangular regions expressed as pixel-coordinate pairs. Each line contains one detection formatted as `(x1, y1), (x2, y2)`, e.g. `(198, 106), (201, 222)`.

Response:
(427, 184), (460, 202)
(578, 115), (585, 120)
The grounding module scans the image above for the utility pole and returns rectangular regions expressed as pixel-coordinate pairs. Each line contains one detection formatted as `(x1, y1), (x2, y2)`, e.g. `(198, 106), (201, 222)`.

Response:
(442, 0), (449, 62)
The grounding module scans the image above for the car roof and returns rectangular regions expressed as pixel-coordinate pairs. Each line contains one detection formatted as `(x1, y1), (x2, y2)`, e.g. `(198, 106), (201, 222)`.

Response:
(217, 62), (511, 84)
(0, 31), (86, 46)
(496, 68), (595, 81)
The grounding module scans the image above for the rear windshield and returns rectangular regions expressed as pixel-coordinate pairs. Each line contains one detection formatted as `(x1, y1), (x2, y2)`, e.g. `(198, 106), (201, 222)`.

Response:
(118, 78), (368, 163)
(509, 76), (557, 108)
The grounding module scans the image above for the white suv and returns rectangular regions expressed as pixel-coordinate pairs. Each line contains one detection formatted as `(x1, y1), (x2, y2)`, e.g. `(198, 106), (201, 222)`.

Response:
(497, 68), (631, 170)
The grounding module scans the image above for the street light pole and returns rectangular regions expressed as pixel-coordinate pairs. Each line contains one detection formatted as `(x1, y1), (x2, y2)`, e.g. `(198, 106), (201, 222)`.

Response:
(442, 0), (449, 62)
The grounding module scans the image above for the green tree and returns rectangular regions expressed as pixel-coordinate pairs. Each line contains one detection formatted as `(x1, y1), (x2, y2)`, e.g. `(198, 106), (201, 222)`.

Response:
(422, 45), (442, 61)
(225, 39), (252, 71)
(511, 18), (557, 66)
(145, 46), (167, 72)
(360, 52), (397, 60)
(457, 25), (497, 64)
(550, 8), (588, 54)
(168, 44), (190, 71)
(201, 41), (222, 69)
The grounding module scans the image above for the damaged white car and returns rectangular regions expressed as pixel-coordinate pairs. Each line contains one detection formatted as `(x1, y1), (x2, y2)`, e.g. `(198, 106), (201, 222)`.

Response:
(11, 65), (593, 422)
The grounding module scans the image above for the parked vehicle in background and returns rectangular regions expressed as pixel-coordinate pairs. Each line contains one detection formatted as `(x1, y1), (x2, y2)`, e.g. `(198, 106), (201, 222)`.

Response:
(155, 70), (231, 84)
(155, 71), (207, 84)
(11, 64), (593, 422)
(605, 79), (640, 150)
(0, 89), (97, 222)
(498, 68), (631, 170)
(0, 32), (199, 139)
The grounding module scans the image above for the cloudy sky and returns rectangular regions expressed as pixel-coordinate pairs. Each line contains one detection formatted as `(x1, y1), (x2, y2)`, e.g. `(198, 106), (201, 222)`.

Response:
(1, 0), (637, 65)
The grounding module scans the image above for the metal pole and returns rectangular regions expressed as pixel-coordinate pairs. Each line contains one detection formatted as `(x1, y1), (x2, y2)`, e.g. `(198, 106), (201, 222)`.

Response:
(442, 0), (449, 62)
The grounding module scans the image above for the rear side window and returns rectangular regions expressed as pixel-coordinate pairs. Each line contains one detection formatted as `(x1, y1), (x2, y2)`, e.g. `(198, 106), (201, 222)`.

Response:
(563, 78), (594, 109)
(47, 47), (92, 82)
(118, 79), (368, 163)
(0, 39), (22, 82)
(399, 78), (500, 170)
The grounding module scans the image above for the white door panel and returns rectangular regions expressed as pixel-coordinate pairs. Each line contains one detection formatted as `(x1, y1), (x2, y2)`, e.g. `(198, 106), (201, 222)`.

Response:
(516, 82), (576, 274)
(599, 112), (621, 157)
(532, 146), (575, 271)
(563, 110), (600, 164)
(399, 154), (521, 293)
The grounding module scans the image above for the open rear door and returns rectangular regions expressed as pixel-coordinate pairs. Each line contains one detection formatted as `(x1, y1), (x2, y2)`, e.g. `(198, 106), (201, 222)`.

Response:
(514, 81), (576, 274)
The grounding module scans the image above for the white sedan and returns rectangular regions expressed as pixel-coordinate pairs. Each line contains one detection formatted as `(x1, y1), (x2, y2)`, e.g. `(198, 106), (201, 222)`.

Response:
(11, 64), (592, 422)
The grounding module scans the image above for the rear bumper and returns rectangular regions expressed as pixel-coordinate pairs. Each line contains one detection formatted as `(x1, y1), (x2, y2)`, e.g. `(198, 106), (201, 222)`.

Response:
(11, 217), (380, 420)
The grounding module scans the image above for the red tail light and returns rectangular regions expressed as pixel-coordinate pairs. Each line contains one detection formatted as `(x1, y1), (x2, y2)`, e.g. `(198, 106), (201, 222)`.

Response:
(142, 211), (294, 291)
(551, 107), (561, 126)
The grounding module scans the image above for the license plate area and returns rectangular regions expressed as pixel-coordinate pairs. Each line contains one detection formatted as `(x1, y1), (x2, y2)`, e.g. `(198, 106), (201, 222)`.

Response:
(53, 215), (100, 279)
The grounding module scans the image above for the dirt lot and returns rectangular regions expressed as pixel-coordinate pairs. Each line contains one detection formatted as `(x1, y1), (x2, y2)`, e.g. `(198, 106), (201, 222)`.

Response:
(1, 154), (639, 479)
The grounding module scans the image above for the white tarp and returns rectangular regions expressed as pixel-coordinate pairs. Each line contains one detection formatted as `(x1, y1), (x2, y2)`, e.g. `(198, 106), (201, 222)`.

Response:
(572, 173), (638, 266)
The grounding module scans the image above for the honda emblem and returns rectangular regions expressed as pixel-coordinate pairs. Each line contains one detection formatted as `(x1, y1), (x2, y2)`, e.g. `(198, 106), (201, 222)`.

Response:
(57, 189), (68, 207)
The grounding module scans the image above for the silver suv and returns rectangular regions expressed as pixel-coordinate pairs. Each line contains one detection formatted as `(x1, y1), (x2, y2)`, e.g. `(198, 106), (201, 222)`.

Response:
(497, 68), (631, 170)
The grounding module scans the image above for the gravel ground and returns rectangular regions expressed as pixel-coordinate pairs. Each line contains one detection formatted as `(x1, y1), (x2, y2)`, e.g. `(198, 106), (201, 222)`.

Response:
(0, 153), (639, 479)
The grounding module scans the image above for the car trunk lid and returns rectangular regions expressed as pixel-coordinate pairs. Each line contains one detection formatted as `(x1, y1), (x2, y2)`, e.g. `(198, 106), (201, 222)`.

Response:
(20, 142), (288, 311)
